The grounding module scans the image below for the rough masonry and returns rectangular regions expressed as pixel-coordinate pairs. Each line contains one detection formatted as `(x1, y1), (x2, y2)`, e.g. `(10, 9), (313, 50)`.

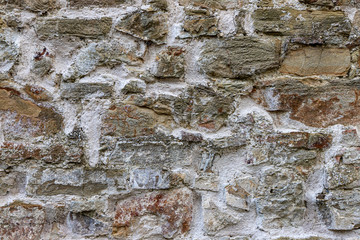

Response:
(1, 0), (360, 239)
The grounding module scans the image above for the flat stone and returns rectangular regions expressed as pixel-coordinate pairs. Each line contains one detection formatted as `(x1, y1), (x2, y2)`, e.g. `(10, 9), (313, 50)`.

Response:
(200, 37), (279, 78)
(179, 0), (240, 10)
(61, 83), (113, 100)
(69, 0), (131, 7)
(182, 16), (218, 38)
(253, 9), (350, 44)
(152, 47), (185, 78)
(36, 17), (112, 39)
(280, 47), (350, 76)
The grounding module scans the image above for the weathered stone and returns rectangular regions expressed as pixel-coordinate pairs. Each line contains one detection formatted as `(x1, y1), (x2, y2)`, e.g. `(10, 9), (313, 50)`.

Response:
(131, 168), (170, 189)
(152, 47), (185, 78)
(200, 37), (279, 78)
(0, 87), (63, 138)
(0, 171), (25, 196)
(68, 212), (108, 236)
(203, 201), (239, 235)
(255, 168), (305, 229)
(69, 0), (130, 7)
(179, 0), (240, 9)
(253, 9), (351, 44)
(0, 142), (42, 162)
(0, 0), (57, 12)
(280, 47), (350, 76)
(115, 10), (168, 45)
(36, 17), (112, 39)
(119, 79), (146, 94)
(0, 38), (18, 80)
(61, 83), (112, 100)
(64, 41), (144, 81)
(299, 0), (334, 6)
(225, 177), (257, 211)
(267, 132), (332, 150)
(145, 0), (168, 10)
(251, 78), (360, 128)
(102, 104), (158, 138)
(0, 202), (45, 240)
(113, 188), (193, 239)
(24, 85), (51, 101)
(194, 173), (219, 191)
(28, 169), (107, 196)
(317, 189), (360, 230)
(31, 54), (52, 77)
(182, 16), (218, 38)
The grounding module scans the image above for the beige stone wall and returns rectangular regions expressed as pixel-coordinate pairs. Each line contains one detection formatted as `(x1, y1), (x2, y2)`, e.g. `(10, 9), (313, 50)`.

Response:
(1, 0), (360, 239)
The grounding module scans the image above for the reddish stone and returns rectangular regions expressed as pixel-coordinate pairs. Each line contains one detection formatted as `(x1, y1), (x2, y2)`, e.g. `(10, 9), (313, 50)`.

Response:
(113, 188), (193, 238)
(0, 87), (62, 138)
(252, 79), (360, 128)
(267, 132), (332, 150)
(0, 202), (45, 240)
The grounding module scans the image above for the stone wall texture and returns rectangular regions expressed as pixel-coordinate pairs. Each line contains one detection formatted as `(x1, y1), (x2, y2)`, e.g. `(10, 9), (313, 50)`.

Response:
(1, 0), (360, 239)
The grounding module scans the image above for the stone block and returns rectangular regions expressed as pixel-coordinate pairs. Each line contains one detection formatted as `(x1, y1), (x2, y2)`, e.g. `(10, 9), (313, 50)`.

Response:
(61, 83), (113, 100)
(200, 37), (279, 78)
(36, 17), (112, 39)
(113, 188), (193, 239)
(69, 0), (130, 7)
(152, 47), (185, 78)
(280, 47), (350, 76)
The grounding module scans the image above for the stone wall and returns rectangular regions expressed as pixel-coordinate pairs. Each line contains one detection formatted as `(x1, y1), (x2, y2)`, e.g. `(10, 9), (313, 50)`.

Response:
(1, 0), (360, 239)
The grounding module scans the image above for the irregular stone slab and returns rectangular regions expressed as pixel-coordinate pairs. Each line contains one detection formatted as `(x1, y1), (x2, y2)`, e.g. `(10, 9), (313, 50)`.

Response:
(102, 104), (158, 138)
(131, 168), (170, 189)
(0, 38), (18, 80)
(0, 0), (57, 12)
(194, 173), (219, 191)
(69, 0), (131, 7)
(183, 16), (218, 38)
(280, 47), (350, 76)
(113, 188), (193, 239)
(200, 37), (279, 78)
(255, 168), (306, 229)
(152, 47), (185, 78)
(145, 0), (168, 10)
(0, 171), (25, 196)
(0, 202), (45, 240)
(61, 83), (113, 100)
(317, 189), (360, 230)
(0, 87), (63, 138)
(225, 177), (257, 211)
(253, 9), (350, 44)
(36, 17), (112, 39)
(115, 10), (168, 45)
(267, 132), (332, 150)
(251, 78), (360, 128)
(179, 0), (240, 9)
(203, 202), (239, 235)
(68, 212), (108, 237)
(63, 41), (144, 80)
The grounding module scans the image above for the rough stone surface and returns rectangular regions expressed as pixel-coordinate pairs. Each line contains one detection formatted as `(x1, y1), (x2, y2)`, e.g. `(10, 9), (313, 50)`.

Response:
(200, 37), (279, 78)
(2, 0), (360, 239)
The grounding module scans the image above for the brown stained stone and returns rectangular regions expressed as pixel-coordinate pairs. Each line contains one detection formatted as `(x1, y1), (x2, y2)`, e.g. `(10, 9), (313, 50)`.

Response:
(102, 104), (171, 138)
(267, 132), (332, 150)
(113, 188), (193, 239)
(0, 87), (62, 137)
(252, 79), (360, 128)
(179, 0), (240, 9)
(0, 142), (42, 161)
(153, 47), (185, 78)
(0, 0), (57, 12)
(24, 85), (51, 101)
(0, 202), (45, 240)
(183, 16), (218, 37)
(280, 47), (350, 76)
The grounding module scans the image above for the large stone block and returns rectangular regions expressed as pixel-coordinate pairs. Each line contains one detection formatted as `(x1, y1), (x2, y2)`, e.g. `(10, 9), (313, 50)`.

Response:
(113, 188), (193, 239)
(200, 37), (279, 78)
(251, 78), (360, 128)
(280, 47), (350, 76)
(253, 9), (351, 44)
(36, 17), (112, 39)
